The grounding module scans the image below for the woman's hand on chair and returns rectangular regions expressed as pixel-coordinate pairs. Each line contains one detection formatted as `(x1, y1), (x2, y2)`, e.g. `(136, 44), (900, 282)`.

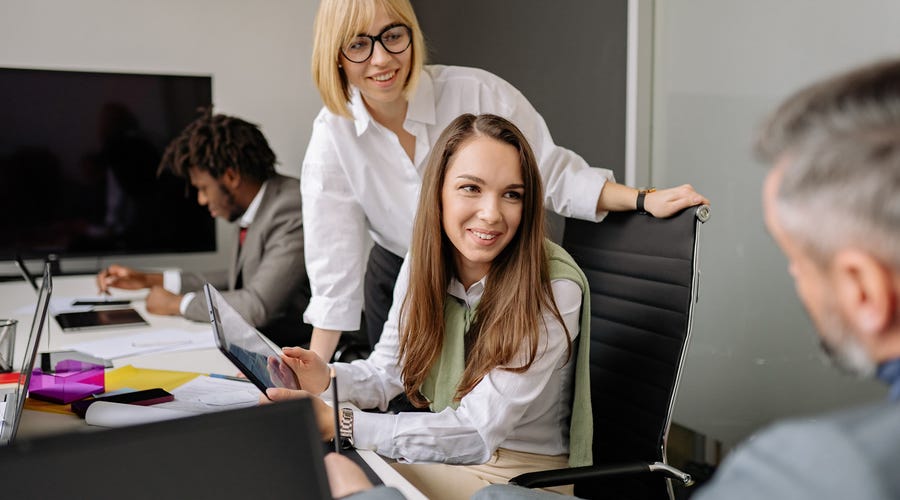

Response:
(645, 184), (709, 218)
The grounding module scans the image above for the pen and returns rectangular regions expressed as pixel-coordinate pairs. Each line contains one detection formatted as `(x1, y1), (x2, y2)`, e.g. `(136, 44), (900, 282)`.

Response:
(331, 366), (340, 454)
(209, 373), (252, 383)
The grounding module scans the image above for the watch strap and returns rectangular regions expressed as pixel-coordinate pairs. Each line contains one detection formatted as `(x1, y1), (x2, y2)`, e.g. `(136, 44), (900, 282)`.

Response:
(636, 188), (656, 214)
(339, 407), (355, 449)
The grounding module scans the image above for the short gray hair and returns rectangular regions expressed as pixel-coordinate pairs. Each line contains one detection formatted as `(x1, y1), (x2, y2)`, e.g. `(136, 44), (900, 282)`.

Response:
(756, 57), (900, 268)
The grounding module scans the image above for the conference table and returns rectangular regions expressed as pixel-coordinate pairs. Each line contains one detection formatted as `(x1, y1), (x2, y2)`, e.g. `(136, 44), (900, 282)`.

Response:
(2, 273), (424, 499)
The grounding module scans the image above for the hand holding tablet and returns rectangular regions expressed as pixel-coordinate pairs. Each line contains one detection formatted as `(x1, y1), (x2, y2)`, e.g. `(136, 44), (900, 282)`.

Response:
(204, 284), (299, 396)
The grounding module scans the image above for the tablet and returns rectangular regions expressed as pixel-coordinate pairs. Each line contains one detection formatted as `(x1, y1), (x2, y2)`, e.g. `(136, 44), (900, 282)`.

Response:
(55, 308), (148, 331)
(203, 284), (299, 395)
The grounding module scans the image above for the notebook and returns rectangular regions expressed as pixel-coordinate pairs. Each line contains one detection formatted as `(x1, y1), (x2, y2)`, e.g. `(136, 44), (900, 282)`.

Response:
(15, 256), (147, 331)
(0, 262), (52, 446)
(203, 283), (299, 394)
(0, 399), (333, 499)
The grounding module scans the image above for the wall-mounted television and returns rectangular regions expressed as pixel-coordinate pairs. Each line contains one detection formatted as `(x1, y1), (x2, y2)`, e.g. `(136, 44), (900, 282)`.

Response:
(0, 67), (215, 262)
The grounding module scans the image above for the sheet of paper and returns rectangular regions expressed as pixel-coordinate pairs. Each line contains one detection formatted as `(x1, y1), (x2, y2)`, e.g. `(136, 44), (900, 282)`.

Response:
(68, 328), (215, 359)
(16, 295), (144, 315)
(155, 375), (259, 413)
(84, 376), (258, 427)
(84, 401), (195, 427)
(14, 297), (92, 315)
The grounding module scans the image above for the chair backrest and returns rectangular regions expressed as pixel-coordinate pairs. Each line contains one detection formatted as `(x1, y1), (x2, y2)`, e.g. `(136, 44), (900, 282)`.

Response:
(562, 205), (708, 500)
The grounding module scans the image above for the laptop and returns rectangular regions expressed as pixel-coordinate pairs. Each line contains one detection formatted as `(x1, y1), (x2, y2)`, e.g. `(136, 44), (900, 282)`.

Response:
(0, 262), (52, 446)
(0, 399), (333, 499)
(204, 283), (299, 393)
(15, 256), (147, 332)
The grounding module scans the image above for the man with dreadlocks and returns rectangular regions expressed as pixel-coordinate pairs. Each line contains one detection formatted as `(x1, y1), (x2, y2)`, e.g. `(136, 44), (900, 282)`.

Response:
(96, 111), (312, 347)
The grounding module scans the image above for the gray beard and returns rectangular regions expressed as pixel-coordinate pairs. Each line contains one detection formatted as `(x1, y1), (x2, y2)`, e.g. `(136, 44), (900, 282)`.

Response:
(817, 304), (877, 378)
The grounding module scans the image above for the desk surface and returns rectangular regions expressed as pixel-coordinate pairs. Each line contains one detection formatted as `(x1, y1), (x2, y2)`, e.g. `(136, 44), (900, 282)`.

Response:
(1, 275), (425, 500)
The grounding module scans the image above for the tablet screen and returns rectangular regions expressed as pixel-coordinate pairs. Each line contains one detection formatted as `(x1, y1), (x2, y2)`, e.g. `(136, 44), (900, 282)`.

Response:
(203, 284), (299, 394)
(55, 308), (148, 331)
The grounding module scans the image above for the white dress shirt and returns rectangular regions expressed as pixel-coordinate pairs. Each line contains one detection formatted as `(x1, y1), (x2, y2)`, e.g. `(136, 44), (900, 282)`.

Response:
(301, 65), (613, 331)
(331, 256), (582, 464)
(165, 182), (268, 313)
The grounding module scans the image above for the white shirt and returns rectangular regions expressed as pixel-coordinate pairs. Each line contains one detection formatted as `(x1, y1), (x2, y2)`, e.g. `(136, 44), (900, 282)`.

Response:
(166, 182), (268, 313)
(301, 65), (613, 331)
(331, 257), (582, 464)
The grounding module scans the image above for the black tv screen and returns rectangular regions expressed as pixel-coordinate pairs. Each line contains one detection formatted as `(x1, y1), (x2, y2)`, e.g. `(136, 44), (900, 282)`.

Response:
(0, 67), (215, 260)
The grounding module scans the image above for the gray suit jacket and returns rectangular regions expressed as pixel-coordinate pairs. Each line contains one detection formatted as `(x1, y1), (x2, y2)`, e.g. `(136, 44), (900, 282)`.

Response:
(180, 174), (311, 345)
(694, 401), (900, 500)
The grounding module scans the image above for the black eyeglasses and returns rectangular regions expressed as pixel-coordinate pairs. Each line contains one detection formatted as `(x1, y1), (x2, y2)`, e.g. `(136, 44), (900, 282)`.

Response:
(341, 24), (412, 63)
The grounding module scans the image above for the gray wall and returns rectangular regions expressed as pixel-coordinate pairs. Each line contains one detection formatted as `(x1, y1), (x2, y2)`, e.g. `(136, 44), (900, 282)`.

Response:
(412, 0), (627, 181)
(655, 0), (898, 449)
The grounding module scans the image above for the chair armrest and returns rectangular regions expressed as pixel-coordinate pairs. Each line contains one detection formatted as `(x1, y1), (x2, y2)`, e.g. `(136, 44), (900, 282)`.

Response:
(509, 461), (694, 489)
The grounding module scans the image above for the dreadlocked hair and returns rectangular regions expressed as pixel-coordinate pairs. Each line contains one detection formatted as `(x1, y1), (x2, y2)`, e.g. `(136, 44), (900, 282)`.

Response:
(158, 108), (277, 184)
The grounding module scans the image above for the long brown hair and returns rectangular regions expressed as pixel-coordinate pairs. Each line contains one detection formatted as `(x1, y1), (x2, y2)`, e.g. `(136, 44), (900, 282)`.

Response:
(399, 113), (570, 407)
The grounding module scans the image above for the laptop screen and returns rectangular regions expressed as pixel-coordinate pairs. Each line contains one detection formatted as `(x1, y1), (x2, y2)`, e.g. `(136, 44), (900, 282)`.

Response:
(0, 399), (332, 499)
(0, 262), (52, 445)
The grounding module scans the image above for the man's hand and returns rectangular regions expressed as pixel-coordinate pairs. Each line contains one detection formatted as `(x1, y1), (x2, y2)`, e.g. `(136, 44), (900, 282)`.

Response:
(145, 286), (183, 316)
(97, 264), (162, 294)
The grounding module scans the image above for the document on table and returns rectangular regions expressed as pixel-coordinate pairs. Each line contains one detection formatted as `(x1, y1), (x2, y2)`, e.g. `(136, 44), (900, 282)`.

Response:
(84, 376), (259, 428)
(84, 401), (194, 427)
(69, 328), (216, 359)
(156, 376), (259, 413)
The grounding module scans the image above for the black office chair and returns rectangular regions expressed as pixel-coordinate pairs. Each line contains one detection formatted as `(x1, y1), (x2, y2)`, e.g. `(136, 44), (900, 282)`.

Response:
(510, 205), (710, 500)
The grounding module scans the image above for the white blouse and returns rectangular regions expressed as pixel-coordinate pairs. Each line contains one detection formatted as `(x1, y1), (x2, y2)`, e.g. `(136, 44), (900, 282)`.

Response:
(331, 257), (582, 464)
(301, 65), (612, 331)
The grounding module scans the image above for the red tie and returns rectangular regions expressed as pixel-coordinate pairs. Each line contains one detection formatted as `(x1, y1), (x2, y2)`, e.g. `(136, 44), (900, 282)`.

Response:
(239, 227), (248, 246)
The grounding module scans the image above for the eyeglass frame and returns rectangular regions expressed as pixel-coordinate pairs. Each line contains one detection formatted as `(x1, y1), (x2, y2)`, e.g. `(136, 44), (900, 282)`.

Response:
(340, 24), (412, 64)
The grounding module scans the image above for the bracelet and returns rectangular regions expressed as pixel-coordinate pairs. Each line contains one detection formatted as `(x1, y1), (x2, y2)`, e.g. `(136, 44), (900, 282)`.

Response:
(636, 188), (656, 214)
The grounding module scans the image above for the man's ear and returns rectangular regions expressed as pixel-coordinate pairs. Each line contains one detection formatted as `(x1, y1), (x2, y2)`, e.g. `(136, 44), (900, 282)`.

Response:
(831, 249), (896, 338)
(221, 167), (241, 189)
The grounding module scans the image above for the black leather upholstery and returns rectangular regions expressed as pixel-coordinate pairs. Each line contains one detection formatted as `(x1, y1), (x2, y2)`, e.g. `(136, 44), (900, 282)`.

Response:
(512, 205), (708, 500)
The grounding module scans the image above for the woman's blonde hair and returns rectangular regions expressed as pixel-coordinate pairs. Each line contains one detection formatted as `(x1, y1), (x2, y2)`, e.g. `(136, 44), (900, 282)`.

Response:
(399, 114), (571, 407)
(312, 0), (427, 119)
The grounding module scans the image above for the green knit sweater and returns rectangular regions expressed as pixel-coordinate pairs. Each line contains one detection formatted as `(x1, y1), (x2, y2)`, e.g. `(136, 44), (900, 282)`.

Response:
(420, 240), (593, 467)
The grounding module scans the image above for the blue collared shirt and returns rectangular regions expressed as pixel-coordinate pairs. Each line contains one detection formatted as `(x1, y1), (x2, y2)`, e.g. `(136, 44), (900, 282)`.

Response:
(876, 358), (900, 402)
